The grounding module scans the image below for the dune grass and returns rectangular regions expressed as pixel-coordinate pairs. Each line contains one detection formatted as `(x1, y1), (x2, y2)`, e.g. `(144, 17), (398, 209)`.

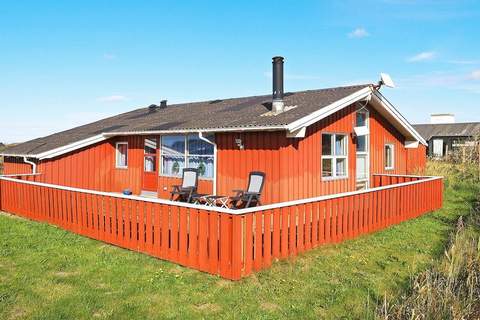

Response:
(0, 162), (478, 319)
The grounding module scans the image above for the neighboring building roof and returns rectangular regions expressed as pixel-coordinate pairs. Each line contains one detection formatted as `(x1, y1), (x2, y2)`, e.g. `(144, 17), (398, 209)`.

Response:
(412, 122), (480, 141)
(2, 84), (425, 159)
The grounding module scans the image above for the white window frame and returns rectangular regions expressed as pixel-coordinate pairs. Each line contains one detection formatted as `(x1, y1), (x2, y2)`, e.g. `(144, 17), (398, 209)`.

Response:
(384, 143), (395, 170)
(160, 134), (216, 180)
(355, 109), (370, 184)
(115, 142), (128, 169)
(321, 133), (349, 181)
(355, 109), (369, 155)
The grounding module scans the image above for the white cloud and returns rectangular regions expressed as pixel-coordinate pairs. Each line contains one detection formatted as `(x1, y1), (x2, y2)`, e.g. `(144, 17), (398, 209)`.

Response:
(407, 51), (436, 62)
(348, 28), (369, 38)
(397, 70), (480, 94)
(103, 53), (117, 60)
(447, 60), (480, 65)
(469, 70), (480, 80)
(97, 95), (127, 102)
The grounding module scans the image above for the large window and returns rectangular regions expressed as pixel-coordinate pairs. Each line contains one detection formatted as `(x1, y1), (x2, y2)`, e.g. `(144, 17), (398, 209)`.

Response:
(322, 133), (348, 178)
(161, 134), (214, 178)
(116, 142), (128, 168)
(384, 144), (394, 170)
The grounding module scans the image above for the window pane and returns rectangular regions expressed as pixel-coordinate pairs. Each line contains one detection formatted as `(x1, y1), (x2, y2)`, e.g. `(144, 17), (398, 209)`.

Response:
(117, 144), (127, 167)
(357, 135), (367, 152)
(187, 134), (214, 155)
(322, 158), (333, 177)
(335, 135), (346, 156)
(356, 112), (367, 127)
(144, 156), (156, 172)
(144, 138), (157, 154)
(162, 156), (185, 176)
(187, 156), (214, 178)
(356, 156), (367, 180)
(322, 134), (332, 155)
(336, 158), (347, 176)
(161, 136), (185, 156)
(385, 145), (393, 168)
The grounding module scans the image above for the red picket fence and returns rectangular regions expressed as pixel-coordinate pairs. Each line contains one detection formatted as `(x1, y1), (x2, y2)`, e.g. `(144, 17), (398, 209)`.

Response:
(372, 174), (423, 187)
(0, 174), (443, 280)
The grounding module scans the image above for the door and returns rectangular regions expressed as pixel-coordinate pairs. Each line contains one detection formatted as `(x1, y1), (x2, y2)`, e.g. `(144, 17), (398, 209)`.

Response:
(143, 137), (158, 191)
(432, 139), (444, 157)
(355, 109), (369, 190)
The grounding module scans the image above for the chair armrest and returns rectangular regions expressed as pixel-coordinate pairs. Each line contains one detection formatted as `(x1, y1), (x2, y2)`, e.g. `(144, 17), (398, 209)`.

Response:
(232, 189), (245, 196)
(171, 185), (182, 193)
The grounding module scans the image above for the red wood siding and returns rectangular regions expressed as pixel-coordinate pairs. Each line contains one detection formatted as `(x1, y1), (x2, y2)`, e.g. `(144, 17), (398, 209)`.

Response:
(216, 103), (427, 204)
(2, 157), (33, 175)
(406, 144), (427, 174)
(369, 107), (407, 175)
(216, 105), (357, 204)
(2, 103), (426, 203)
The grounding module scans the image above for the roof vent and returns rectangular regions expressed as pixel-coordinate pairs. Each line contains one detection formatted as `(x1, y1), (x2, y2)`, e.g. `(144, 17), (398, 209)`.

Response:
(272, 56), (285, 113)
(160, 100), (167, 108)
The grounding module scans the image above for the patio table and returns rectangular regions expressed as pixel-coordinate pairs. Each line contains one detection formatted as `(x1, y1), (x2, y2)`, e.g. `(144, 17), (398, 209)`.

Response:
(205, 195), (230, 209)
(191, 194), (230, 208)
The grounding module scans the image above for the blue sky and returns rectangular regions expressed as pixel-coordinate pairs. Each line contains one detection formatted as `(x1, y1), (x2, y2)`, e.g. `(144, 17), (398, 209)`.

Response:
(1, 0), (479, 143)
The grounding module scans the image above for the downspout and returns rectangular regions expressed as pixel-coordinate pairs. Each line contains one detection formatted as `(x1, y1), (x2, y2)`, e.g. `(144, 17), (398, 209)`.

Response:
(23, 156), (37, 174)
(198, 132), (217, 195)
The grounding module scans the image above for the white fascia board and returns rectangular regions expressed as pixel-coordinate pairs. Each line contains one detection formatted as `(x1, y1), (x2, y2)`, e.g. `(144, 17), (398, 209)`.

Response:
(37, 134), (107, 160)
(0, 153), (39, 158)
(371, 91), (427, 146)
(405, 140), (420, 148)
(286, 86), (373, 132)
(286, 127), (306, 138)
(102, 125), (287, 137)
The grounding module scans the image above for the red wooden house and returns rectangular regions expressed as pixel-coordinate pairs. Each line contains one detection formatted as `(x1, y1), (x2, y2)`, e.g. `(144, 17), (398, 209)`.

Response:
(0, 57), (440, 280)
(2, 57), (426, 203)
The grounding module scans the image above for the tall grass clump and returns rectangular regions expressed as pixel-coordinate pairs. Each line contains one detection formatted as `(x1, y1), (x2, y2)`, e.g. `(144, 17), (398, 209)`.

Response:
(377, 163), (480, 319)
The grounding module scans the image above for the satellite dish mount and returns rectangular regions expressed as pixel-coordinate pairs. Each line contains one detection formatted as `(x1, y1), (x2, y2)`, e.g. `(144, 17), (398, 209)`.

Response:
(376, 73), (395, 90)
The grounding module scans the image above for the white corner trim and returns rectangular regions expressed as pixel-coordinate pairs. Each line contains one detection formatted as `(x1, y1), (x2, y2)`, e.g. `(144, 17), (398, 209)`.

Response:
(286, 127), (306, 138)
(37, 134), (107, 160)
(287, 86), (373, 132)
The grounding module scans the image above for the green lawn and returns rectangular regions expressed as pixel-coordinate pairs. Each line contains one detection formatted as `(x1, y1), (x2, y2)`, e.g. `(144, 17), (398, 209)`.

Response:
(0, 163), (478, 319)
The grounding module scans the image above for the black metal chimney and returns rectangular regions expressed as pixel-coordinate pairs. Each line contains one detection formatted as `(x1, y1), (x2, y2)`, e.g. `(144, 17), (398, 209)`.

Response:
(272, 56), (284, 113)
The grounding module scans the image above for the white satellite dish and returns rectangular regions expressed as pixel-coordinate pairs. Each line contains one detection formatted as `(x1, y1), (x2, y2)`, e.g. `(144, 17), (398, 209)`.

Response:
(379, 73), (395, 88)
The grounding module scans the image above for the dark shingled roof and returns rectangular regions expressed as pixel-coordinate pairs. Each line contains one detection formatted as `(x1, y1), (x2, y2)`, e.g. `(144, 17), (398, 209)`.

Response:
(3, 84), (370, 156)
(413, 122), (480, 141)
